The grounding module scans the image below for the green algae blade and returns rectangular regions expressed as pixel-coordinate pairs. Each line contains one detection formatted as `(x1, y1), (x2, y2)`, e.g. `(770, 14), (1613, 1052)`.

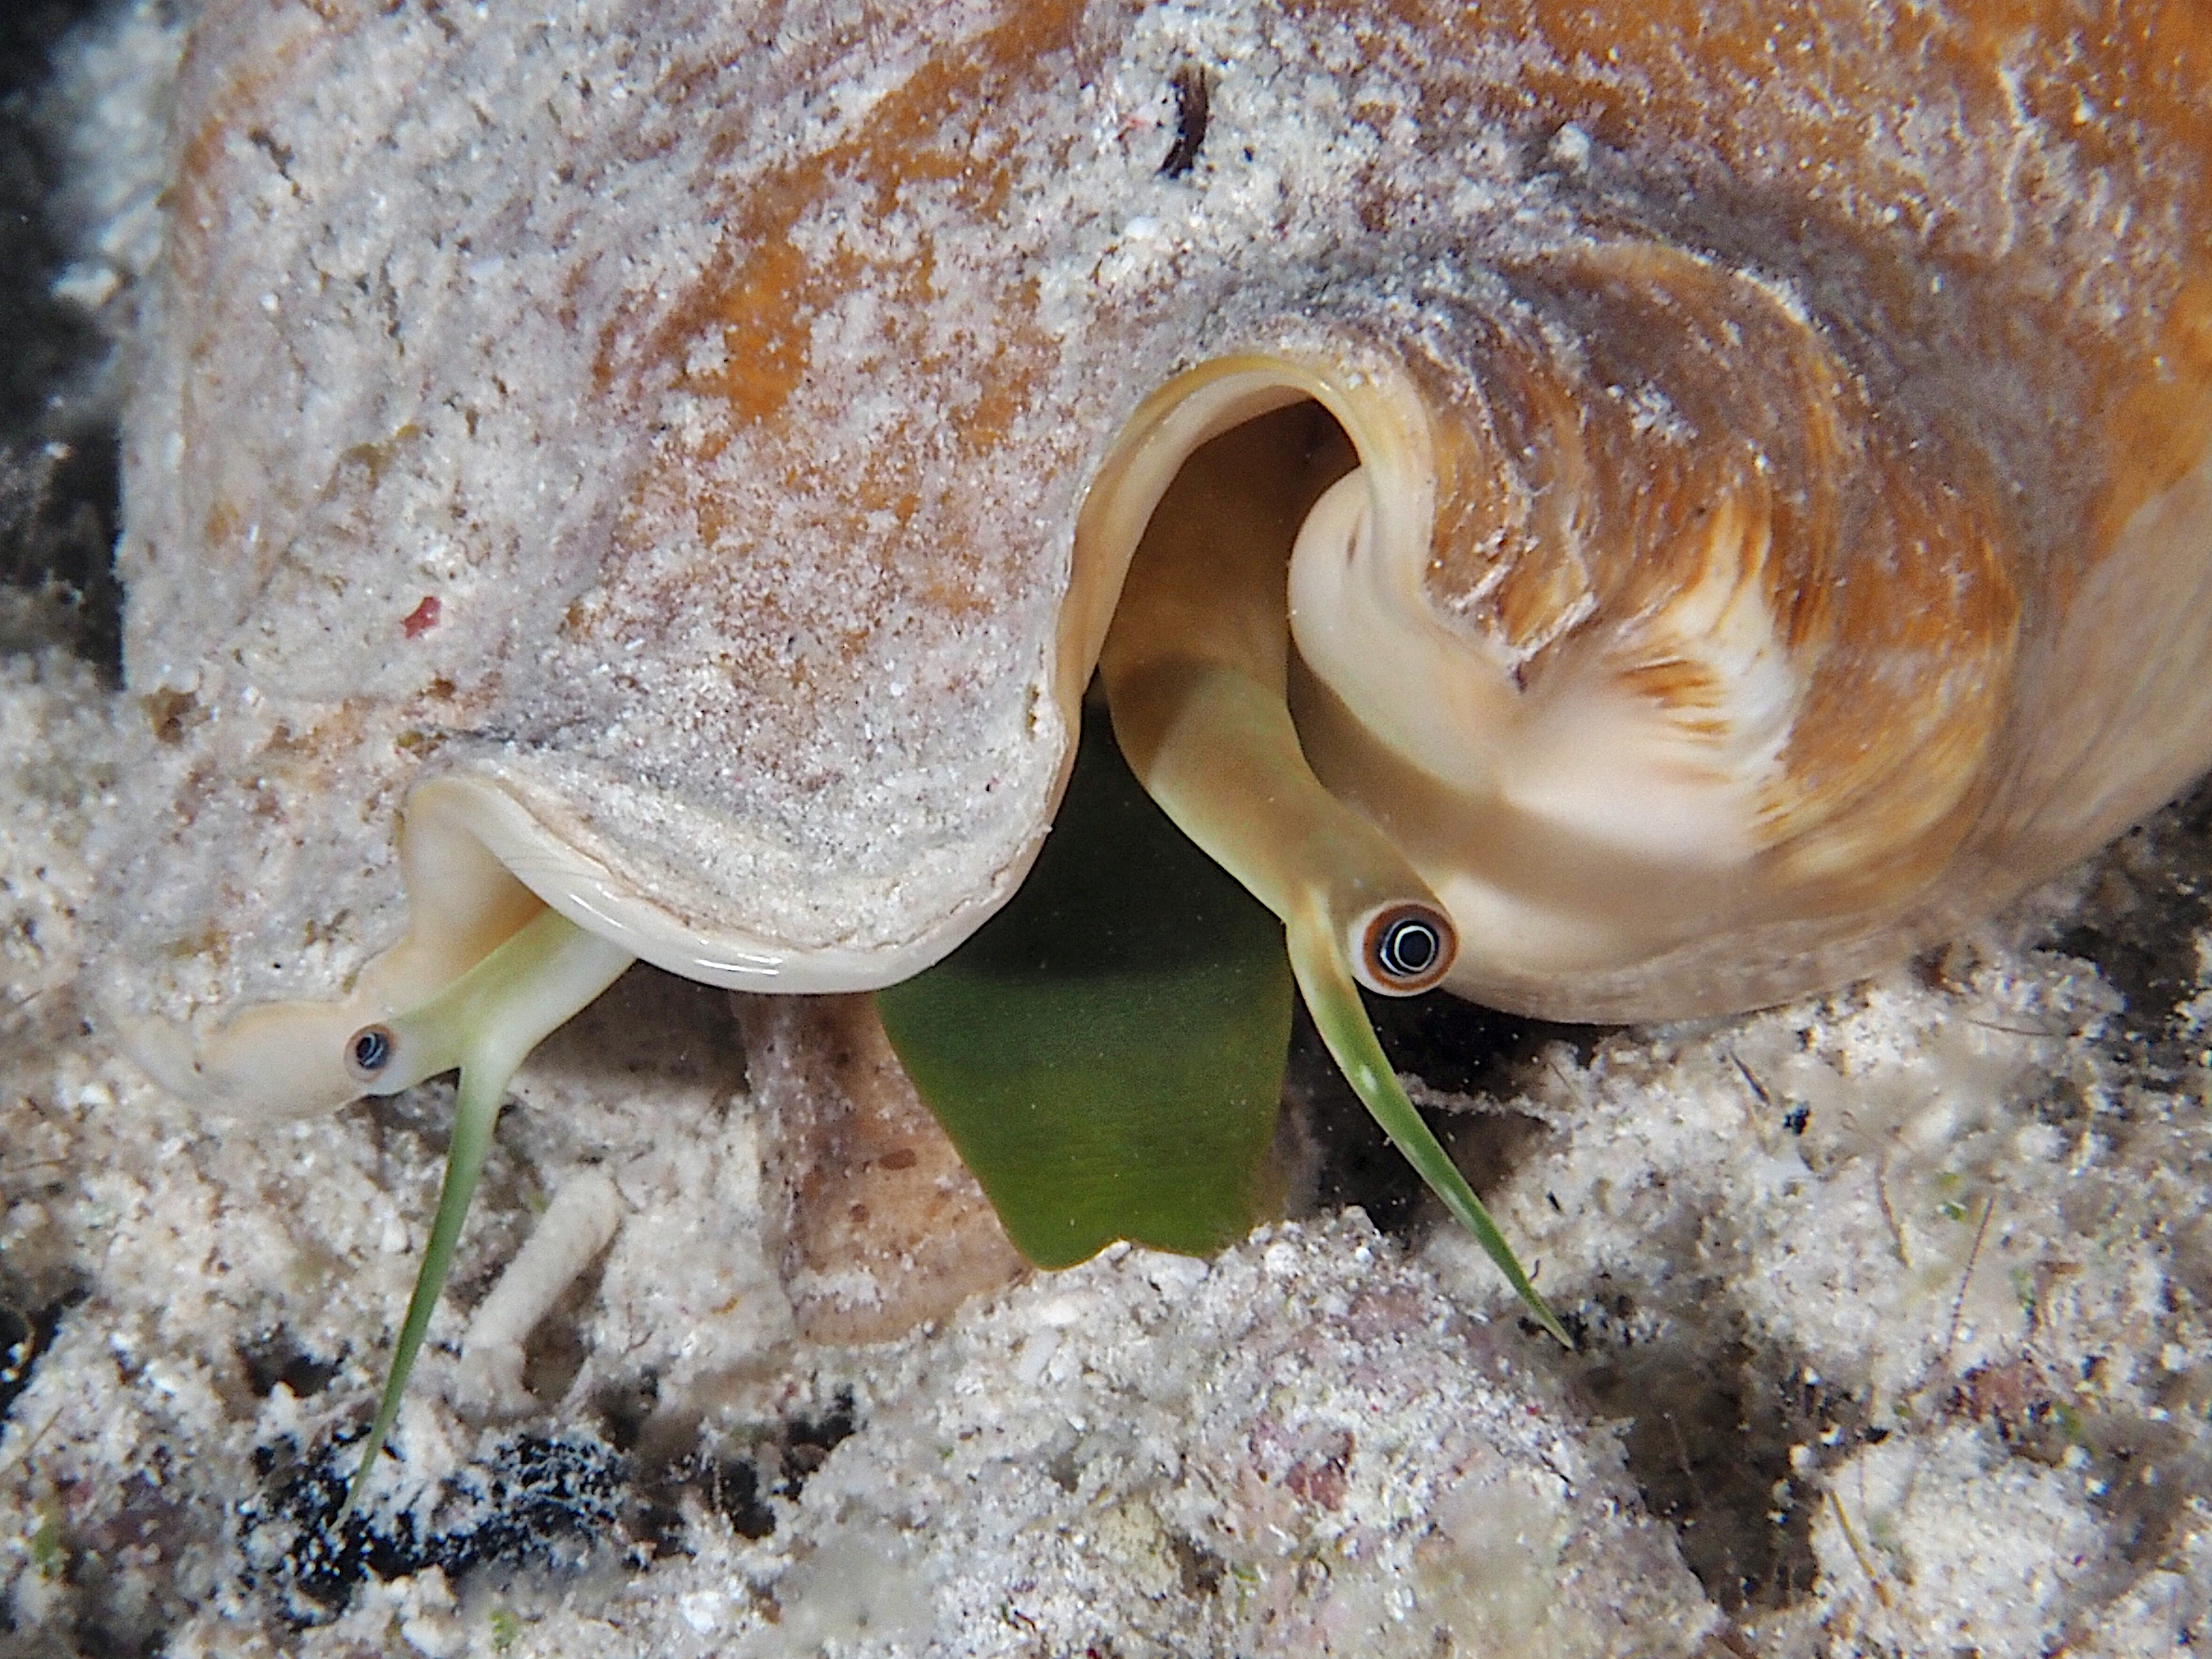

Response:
(876, 705), (1292, 1269)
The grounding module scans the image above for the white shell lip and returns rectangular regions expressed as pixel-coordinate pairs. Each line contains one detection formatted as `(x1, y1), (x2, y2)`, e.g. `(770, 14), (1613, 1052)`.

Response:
(1065, 349), (1436, 707)
(434, 348), (1435, 1003)
(151, 760), (1036, 1119)
(425, 771), (1014, 994)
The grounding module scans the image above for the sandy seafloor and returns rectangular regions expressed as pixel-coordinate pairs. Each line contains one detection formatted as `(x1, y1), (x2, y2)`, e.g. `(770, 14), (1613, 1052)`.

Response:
(4, 4), (2212, 1656)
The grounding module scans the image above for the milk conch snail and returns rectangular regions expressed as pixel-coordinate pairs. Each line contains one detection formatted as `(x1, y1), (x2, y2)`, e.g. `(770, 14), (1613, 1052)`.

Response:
(96, 0), (2212, 1497)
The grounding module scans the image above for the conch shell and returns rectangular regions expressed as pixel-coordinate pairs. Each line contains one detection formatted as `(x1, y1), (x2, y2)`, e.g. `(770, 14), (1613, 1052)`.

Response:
(94, 0), (2212, 1475)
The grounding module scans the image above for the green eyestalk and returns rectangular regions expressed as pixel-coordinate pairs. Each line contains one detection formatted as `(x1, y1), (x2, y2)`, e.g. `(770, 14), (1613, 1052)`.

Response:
(1100, 406), (1570, 1346)
(338, 906), (634, 1513)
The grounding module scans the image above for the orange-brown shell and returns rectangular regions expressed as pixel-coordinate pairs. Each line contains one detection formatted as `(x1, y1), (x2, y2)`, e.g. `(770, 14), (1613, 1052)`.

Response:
(99, 0), (2212, 1033)
(1304, 0), (2212, 1015)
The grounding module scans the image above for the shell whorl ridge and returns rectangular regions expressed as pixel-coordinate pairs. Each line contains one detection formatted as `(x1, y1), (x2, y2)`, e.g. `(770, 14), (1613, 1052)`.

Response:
(106, 0), (2212, 1051)
(1078, 3), (2212, 1019)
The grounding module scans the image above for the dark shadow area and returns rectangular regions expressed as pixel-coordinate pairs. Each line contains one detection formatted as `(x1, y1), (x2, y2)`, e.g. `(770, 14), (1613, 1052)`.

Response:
(1284, 987), (1597, 1238)
(527, 962), (750, 1100)
(235, 1327), (342, 1402)
(0, 429), (121, 671)
(0, 1290), (81, 1424)
(2047, 773), (2212, 1081)
(0, 2), (112, 428)
(1, 0), (126, 678)
(625, 1389), (860, 1559)
(1573, 1306), (1876, 1615)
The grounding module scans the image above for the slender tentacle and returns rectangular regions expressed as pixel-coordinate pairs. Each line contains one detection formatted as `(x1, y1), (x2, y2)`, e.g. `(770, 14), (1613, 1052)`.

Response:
(341, 906), (635, 1511)
(1100, 406), (1569, 1344)
(1284, 903), (1561, 1338)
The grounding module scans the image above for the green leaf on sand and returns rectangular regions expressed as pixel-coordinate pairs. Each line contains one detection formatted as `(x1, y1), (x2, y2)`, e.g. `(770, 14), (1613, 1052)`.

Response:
(876, 705), (1293, 1268)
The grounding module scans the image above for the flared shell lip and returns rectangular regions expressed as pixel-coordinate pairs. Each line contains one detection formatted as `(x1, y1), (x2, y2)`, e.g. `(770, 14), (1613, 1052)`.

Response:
(433, 349), (1436, 1000)
(1061, 349), (1432, 719)
(418, 771), (987, 994)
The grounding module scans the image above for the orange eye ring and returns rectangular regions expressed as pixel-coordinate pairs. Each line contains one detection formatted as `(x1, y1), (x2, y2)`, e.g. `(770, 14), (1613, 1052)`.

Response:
(1357, 902), (1456, 994)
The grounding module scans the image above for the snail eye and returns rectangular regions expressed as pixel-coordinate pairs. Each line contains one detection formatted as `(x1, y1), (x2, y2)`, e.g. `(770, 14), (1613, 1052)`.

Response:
(346, 1023), (397, 1085)
(1359, 903), (1455, 994)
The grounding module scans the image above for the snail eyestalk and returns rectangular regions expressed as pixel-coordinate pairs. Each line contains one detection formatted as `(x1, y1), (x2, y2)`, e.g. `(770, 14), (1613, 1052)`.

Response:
(341, 905), (635, 1515)
(1099, 403), (1570, 1347)
(1285, 907), (1567, 1344)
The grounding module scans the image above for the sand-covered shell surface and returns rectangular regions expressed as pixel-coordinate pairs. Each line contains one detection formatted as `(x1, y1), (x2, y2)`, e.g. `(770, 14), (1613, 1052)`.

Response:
(97, 0), (2212, 1092)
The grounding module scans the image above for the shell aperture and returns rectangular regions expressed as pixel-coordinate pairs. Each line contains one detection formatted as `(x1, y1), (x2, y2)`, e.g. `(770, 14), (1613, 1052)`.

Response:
(1098, 403), (1566, 1342)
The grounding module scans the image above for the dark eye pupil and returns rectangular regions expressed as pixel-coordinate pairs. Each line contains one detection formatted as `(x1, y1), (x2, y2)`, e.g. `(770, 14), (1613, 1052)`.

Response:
(350, 1026), (393, 1073)
(1379, 919), (1439, 978)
